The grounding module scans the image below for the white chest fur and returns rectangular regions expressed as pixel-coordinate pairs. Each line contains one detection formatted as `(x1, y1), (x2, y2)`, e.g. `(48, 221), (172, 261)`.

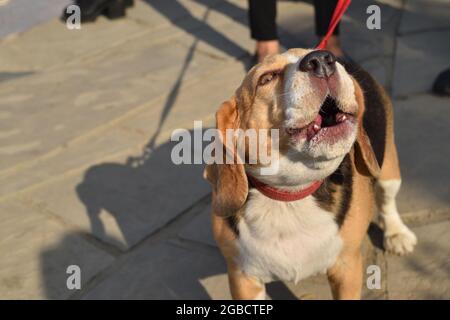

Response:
(236, 189), (343, 283)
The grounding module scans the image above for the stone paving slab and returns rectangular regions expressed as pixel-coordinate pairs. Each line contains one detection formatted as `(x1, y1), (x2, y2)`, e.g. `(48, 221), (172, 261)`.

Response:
(20, 145), (209, 251)
(178, 204), (216, 248)
(393, 29), (450, 97)
(340, 0), (401, 66)
(0, 199), (115, 299)
(0, 1), (203, 72)
(0, 54), (243, 198)
(0, 128), (140, 200)
(115, 60), (241, 140)
(0, 58), (240, 200)
(393, 94), (450, 213)
(400, 0), (450, 34)
(0, 17), (147, 73)
(82, 242), (228, 299)
(146, 0), (250, 60)
(0, 37), (234, 172)
(387, 220), (450, 299)
(0, 0), (249, 73)
(0, 0), (71, 39)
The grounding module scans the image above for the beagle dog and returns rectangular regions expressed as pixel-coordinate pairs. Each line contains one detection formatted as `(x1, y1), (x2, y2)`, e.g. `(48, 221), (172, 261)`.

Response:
(204, 48), (417, 300)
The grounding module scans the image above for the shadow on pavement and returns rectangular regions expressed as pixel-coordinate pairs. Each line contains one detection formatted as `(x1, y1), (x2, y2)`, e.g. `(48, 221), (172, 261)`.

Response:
(0, 71), (34, 83)
(76, 133), (207, 249)
(40, 127), (301, 299)
(144, 0), (248, 61)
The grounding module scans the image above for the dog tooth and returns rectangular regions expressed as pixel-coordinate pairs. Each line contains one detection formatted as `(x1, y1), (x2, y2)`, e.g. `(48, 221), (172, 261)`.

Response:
(336, 113), (347, 123)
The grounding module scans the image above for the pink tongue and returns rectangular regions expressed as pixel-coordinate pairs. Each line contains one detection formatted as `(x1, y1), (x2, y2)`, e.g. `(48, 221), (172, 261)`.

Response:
(313, 114), (323, 126)
(306, 114), (322, 140)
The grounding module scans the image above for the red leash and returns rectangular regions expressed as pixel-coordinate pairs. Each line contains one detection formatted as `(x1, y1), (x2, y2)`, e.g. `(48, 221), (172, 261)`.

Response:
(316, 0), (352, 50)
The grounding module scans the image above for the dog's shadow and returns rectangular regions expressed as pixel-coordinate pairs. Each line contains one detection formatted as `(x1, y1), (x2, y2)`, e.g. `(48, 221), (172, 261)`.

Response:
(39, 128), (299, 299)
(74, 137), (208, 251)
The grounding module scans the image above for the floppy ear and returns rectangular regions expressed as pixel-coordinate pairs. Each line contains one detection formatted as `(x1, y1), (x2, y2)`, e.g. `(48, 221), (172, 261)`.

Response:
(203, 97), (248, 217)
(353, 80), (381, 178)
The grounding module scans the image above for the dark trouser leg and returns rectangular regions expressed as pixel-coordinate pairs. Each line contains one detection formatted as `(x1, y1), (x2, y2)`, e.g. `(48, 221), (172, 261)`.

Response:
(248, 0), (277, 41)
(314, 0), (339, 37)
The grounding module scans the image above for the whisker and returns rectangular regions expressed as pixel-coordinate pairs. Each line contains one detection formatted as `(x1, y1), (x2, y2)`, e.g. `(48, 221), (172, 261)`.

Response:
(275, 91), (293, 98)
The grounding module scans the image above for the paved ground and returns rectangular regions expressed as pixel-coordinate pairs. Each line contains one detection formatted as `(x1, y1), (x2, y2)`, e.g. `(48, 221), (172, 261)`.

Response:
(0, 0), (449, 299)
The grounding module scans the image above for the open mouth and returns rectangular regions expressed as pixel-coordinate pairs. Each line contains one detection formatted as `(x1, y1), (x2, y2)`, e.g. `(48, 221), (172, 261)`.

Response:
(286, 96), (355, 141)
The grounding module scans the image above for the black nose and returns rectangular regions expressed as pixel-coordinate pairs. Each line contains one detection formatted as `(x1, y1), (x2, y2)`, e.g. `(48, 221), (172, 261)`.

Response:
(299, 50), (336, 78)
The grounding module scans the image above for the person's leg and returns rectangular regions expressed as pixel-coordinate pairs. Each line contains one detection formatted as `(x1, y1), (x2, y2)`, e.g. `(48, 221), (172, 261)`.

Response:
(248, 0), (279, 62)
(314, 0), (344, 57)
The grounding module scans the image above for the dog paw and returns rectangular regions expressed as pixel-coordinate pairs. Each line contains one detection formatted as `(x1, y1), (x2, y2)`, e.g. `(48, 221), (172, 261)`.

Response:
(384, 227), (417, 256)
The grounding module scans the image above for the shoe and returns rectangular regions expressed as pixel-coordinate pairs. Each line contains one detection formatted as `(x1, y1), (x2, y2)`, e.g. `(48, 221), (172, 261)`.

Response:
(61, 0), (128, 23)
(433, 68), (450, 96)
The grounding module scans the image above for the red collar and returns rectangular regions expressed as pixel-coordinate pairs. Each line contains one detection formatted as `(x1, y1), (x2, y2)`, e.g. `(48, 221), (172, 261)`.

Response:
(247, 175), (323, 202)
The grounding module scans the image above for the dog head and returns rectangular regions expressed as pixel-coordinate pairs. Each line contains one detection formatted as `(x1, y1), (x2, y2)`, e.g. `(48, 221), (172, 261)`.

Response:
(205, 48), (380, 216)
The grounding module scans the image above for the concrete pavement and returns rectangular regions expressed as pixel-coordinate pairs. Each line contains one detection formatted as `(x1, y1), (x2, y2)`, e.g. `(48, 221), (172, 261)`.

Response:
(0, 0), (449, 299)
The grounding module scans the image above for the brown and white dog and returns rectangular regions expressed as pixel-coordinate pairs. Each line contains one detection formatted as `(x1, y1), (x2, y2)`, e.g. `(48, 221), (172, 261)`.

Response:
(204, 48), (417, 300)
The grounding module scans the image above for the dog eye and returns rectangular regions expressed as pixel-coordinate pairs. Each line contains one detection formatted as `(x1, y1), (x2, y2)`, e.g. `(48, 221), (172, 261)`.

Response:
(258, 71), (279, 86)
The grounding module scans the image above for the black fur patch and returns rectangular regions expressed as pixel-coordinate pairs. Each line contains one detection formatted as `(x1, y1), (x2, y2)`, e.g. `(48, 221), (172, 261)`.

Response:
(226, 215), (239, 236)
(340, 60), (386, 168)
(313, 154), (353, 226)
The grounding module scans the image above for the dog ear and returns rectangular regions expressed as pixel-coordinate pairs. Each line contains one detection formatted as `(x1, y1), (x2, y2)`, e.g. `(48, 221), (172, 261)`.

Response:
(203, 97), (248, 217)
(355, 128), (381, 178)
(353, 81), (381, 178)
